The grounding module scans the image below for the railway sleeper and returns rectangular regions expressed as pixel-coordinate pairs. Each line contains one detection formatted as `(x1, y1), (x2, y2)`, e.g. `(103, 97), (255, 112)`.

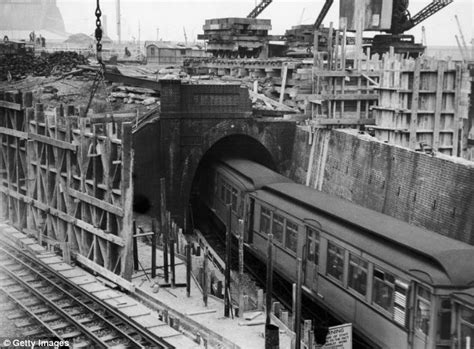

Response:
(7, 311), (26, 320)
(14, 319), (34, 328)
(88, 325), (106, 332)
(50, 322), (71, 331)
(40, 314), (62, 322)
(32, 306), (50, 315)
(60, 330), (82, 339)
(23, 328), (44, 337)
(3, 286), (24, 293)
(99, 333), (121, 342)
(72, 341), (92, 349)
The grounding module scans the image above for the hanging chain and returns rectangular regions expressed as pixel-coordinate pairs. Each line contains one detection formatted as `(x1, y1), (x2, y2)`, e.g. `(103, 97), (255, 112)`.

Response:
(84, 0), (106, 117)
(95, 0), (105, 70)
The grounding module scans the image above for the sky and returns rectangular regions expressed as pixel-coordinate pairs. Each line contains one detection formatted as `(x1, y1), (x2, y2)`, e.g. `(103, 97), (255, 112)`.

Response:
(57, 0), (473, 46)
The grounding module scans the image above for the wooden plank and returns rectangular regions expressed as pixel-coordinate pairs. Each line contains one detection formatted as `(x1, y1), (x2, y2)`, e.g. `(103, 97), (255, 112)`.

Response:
(409, 60), (421, 149)
(75, 254), (135, 292)
(119, 122), (134, 280)
(0, 100), (22, 111)
(29, 133), (77, 151)
(313, 118), (376, 126)
(433, 61), (445, 151)
(104, 71), (161, 91)
(0, 127), (27, 139)
(69, 188), (124, 217)
(248, 90), (296, 112)
(296, 93), (378, 101)
(452, 64), (461, 156)
(279, 64), (288, 104)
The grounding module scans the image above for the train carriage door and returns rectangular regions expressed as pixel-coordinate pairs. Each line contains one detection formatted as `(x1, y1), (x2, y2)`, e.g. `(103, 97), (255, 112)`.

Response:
(411, 284), (434, 348)
(246, 197), (255, 244)
(305, 226), (320, 291)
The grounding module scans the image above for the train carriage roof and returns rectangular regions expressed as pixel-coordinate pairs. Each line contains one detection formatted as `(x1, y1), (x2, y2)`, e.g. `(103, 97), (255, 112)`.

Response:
(215, 158), (292, 191)
(254, 182), (474, 288)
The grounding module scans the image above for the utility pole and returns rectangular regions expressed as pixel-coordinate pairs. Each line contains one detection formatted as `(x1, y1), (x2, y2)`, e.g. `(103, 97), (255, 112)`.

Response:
(116, 0), (121, 44)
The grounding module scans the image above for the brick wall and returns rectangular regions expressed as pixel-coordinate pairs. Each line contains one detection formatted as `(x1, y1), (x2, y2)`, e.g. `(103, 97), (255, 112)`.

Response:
(289, 128), (474, 245)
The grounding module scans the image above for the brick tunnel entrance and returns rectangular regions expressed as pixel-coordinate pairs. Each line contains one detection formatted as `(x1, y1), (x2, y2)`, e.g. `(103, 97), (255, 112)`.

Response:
(187, 134), (278, 233)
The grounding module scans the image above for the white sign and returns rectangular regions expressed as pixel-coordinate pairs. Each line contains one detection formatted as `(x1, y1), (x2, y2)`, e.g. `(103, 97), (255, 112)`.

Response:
(322, 323), (352, 349)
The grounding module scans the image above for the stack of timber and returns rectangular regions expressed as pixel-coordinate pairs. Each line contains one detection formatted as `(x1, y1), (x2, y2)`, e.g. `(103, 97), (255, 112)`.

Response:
(198, 17), (272, 58)
(0, 90), (135, 280)
(372, 56), (471, 158)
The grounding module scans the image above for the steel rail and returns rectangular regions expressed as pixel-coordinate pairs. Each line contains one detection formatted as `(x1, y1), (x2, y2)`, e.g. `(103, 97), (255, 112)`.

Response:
(0, 261), (109, 348)
(0, 288), (65, 340)
(0, 243), (175, 349)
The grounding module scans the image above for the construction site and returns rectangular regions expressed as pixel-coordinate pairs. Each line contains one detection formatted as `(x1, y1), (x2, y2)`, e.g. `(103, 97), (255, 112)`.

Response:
(0, 0), (473, 348)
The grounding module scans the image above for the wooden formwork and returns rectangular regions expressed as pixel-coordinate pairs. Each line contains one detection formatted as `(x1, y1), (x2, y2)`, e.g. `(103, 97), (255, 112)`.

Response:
(0, 91), (134, 280)
(309, 28), (382, 124)
(372, 56), (470, 157)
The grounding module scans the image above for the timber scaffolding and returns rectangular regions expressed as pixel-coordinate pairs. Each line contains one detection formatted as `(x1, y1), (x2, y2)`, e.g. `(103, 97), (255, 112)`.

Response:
(0, 90), (135, 281)
(184, 47), (471, 160)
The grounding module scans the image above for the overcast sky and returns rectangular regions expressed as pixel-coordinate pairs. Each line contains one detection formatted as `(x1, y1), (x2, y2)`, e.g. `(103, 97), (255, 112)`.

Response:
(57, 0), (473, 46)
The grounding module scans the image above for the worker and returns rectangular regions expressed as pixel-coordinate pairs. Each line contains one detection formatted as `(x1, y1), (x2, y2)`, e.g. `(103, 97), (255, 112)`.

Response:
(29, 31), (35, 42)
(3, 35), (9, 42)
(41, 36), (46, 48)
(124, 46), (131, 57)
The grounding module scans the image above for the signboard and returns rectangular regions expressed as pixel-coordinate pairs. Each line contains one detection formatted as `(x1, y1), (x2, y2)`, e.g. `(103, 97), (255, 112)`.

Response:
(322, 323), (352, 349)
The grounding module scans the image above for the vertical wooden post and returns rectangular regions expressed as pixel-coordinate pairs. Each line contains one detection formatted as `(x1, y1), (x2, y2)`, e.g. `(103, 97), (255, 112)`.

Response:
(151, 219), (157, 278)
(265, 233), (274, 326)
(133, 220), (139, 271)
(354, 0), (365, 71)
(170, 235), (176, 288)
(279, 63), (288, 104)
(163, 211), (170, 283)
(186, 243), (191, 297)
(225, 204), (232, 317)
(203, 247), (209, 307)
(238, 219), (244, 317)
(120, 122), (134, 280)
(160, 178), (168, 282)
(295, 257), (303, 349)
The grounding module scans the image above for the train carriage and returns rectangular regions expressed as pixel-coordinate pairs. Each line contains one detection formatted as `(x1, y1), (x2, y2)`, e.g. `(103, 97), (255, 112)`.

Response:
(203, 158), (474, 349)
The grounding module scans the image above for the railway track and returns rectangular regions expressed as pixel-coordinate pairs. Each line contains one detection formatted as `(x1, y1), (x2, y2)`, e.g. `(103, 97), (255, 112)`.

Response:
(0, 241), (175, 349)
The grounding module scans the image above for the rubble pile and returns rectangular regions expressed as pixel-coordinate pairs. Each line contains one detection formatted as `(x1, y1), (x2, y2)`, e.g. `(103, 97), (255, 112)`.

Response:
(0, 51), (88, 81)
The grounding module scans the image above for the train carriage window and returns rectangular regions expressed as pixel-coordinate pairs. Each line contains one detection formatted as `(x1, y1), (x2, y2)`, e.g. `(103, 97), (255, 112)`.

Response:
(373, 268), (395, 313)
(415, 286), (431, 336)
(272, 214), (284, 244)
(348, 254), (368, 296)
(285, 220), (298, 253)
(327, 242), (344, 282)
(231, 188), (238, 212)
(393, 279), (409, 327)
(437, 298), (452, 340)
(225, 183), (231, 205)
(460, 307), (474, 349)
(260, 207), (271, 235)
(306, 227), (320, 265)
(220, 178), (226, 202)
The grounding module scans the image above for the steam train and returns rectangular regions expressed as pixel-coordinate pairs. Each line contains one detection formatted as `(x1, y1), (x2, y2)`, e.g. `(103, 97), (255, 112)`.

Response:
(200, 158), (474, 349)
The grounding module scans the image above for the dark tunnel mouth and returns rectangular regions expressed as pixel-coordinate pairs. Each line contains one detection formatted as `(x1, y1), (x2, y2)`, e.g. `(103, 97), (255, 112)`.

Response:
(188, 134), (277, 225)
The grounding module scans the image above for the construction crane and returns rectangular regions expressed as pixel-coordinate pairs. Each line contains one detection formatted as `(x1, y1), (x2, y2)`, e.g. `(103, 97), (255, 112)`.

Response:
(314, 0), (334, 29)
(247, 0), (273, 18)
(389, 0), (454, 34)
